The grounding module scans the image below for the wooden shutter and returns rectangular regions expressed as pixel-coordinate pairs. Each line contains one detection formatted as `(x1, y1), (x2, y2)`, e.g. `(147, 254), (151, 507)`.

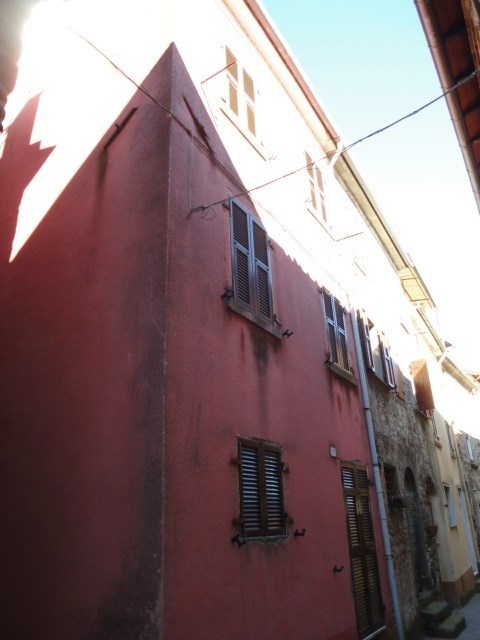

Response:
(239, 440), (284, 537)
(231, 202), (252, 309)
(358, 310), (375, 371)
(394, 363), (406, 400)
(323, 290), (339, 364)
(243, 69), (256, 136)
(379, 333), (395, 388)
(263, 447), (284, 534)
(252, 220), (273, 321)
(410, 359), (434, 412)
(225, 47), (239, 115)
(334, 298), (349, 371)
(239, 443), (261, 536)
(342, 463), (384, 639)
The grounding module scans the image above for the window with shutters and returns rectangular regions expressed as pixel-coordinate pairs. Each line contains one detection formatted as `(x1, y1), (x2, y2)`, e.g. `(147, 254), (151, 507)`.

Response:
(341, 463), (385, 639)
(224, 46), (256, 138)
(226, 200), (281, 337)
(378, 332), (395, 389)
(305, 152), (327, 223)
(358, 310), (375, 372)
(444, 485), (457, 527)
(322, 289), (351, 373)
(237, 438), (286, 538)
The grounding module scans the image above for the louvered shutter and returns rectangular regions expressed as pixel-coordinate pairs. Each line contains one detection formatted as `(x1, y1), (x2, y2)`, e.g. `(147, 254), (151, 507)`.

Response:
(334, 298), (349, 370)
(225, 47), (239, 115)
(359, 310), (375, 371)
(231, 202), (252, 309)
(243, 70), (256, 136)
(239, 440), (285, 537)
(379, 333), (395, 388)
(323, 290), (338, 364)
(239, 443), (261, 536)
(410, 359), (434, 412)
(252, 220), (273, 321)
(263, 448), (284, 534)
(394, 363), (406, 400)
(342, 463), (384, 639)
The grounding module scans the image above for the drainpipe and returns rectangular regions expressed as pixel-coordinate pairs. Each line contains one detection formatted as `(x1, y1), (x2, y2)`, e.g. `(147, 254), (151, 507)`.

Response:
(350, 307), (405, 640)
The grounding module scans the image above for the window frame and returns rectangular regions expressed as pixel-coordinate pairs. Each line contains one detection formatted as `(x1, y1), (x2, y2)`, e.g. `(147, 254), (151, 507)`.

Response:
(358, 309), (375, 372)
(444, 484), (457, 528)
(226, 200), (281, 338)
(305, 152), (327, 224)
(237, 437), (286, 539)
(322, 288), (351, 373)
(378, 332), (395, 389)
(224, 46), (257, 138)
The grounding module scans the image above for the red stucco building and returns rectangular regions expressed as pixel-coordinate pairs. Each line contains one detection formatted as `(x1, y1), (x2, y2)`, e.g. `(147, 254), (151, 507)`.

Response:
(0, 1), (396, 638)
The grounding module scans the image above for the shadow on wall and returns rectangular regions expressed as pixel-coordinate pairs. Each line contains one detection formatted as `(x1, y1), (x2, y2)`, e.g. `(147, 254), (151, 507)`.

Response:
(0, 43), (381, 640)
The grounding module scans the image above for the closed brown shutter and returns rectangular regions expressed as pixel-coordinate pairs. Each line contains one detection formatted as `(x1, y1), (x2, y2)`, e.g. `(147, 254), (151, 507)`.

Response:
(410, 359), (434, 412)
(342, 463), (384, 639)
(238, 439), (285, 538)
(230, 201), (274, 326)
(358, 310), (375, 371)
(232, 202), (251, 308)
(323, 290), (339, 364)
(252, 221), (272, 321)
(239, 444), (261, 536)
(263, 448), (284, 534)
(334, 298), (349, 370)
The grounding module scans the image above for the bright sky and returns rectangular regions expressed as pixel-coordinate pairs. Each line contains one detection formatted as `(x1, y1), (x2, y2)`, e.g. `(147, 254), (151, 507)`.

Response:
(262, 0), (480, 372)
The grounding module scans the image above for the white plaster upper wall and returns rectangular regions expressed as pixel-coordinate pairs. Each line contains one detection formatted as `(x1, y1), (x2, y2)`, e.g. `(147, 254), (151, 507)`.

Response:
(171, 0), (416, 313)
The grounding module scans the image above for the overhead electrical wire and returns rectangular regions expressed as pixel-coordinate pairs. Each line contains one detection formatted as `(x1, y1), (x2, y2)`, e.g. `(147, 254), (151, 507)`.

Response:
(68, 27), (479, 214)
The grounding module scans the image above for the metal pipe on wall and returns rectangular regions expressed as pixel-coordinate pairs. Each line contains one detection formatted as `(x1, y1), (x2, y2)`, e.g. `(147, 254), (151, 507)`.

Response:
(350, 306), (405, 640)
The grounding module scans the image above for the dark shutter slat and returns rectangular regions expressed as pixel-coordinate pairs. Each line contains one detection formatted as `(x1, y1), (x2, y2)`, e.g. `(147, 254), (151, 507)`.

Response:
(235, 248), (251, 305)
(356, 469), (369, 491)
(334, 298), (345, 330)
(323, 290), (335, 321)
(256, 265), (271, 319)
(338, 328), (349, 370)
(240, 445), (261, 534)
(232, 203), (249, 249)
(327, 321), (338, 363)
(351, 557), (370, 634)
(264, 450), (283, 531)
(366, 552), (384, 627)
(252, 221), (269, 266)
(360, 496), (374, 545)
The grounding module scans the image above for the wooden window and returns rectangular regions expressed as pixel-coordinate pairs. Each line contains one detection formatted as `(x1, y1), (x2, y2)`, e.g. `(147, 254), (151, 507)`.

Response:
(305, 152), (326, 223)
(229, 200), (274, 327)
(323, 289), (350, 371)
(341, 463), (385, 638)
(379, 332), (395, 388)
(358, 310), (375, 371)
(225, 47), (256, 136)
(383, 465), (397, 499)
(410, 359), (434, 413)
(446, 422), (456, 457)
(238, 438), (285, 538)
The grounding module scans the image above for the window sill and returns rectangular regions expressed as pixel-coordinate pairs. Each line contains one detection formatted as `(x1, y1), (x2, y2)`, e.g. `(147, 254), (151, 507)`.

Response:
(306, 205), (333, 237)
(235, 534), (289, 545)
(224, 297), (284, 339)
(434, 439), (443, 449)
(367, 368), (395, 392)
(326, 361), (358, 386)
(220, 104), (267, 160)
